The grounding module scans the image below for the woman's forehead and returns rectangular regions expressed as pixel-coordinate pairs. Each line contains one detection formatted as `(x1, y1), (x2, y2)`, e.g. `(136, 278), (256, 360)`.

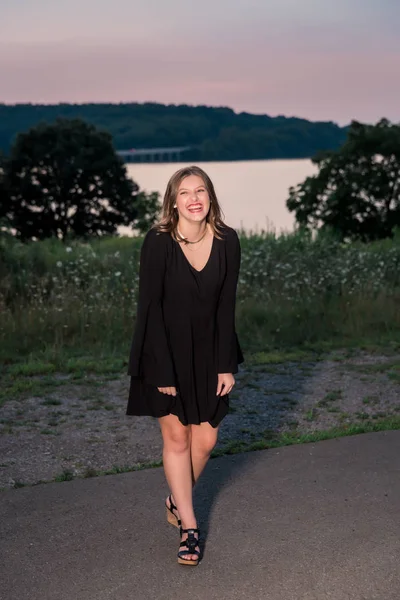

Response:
(178, 174), (205, 189)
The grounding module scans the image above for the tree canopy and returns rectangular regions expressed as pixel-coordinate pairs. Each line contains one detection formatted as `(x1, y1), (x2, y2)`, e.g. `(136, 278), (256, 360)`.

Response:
(287, 119), (400, 242)
(0, 102), (347, 161)
(1, 118), (160, 241)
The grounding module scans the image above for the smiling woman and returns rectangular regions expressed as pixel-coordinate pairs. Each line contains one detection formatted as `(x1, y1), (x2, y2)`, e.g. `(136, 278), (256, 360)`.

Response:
(126, 165), (244, 566)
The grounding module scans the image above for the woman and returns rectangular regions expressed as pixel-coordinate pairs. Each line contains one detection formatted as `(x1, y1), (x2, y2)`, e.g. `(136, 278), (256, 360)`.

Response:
(126, 165), (243, 566)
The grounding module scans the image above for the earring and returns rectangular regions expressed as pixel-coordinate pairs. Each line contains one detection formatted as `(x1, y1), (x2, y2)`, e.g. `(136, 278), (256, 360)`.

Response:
(173, 204), (177, 208)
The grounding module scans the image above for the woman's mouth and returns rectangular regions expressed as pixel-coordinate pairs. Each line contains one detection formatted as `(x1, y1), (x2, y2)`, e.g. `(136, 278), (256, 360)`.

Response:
(188, 204), (203, 213)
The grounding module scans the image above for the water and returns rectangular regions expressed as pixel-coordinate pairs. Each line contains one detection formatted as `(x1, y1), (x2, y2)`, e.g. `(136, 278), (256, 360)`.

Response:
(122, 159), (318, 235)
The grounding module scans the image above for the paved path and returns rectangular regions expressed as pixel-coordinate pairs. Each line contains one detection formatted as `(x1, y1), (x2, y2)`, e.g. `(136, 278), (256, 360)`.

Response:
(1, 431), (400, 600)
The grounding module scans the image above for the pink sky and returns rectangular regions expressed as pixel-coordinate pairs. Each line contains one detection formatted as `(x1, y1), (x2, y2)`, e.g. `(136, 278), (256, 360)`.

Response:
(1, 0), (399, 125)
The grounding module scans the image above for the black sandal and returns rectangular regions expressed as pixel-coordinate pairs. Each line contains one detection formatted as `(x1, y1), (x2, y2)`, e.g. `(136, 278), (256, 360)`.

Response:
(177, 528), (201, 566)
(165, 494), (181, 529)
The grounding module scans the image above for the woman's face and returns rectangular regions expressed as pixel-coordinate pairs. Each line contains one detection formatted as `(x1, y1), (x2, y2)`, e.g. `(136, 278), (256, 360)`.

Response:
(175, 175), (210, 223)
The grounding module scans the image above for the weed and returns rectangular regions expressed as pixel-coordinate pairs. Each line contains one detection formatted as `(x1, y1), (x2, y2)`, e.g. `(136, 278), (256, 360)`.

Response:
(41, 398), (62, 406)
(304, 408), (318, 422)
(55, 469), (74, 482)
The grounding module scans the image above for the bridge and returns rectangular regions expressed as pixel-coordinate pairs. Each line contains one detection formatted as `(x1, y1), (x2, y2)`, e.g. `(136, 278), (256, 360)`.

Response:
(116, 146), (192, 163)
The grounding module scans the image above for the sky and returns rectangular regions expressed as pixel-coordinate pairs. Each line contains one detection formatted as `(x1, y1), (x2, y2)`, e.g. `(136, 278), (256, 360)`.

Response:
(1, 0), (399, 125)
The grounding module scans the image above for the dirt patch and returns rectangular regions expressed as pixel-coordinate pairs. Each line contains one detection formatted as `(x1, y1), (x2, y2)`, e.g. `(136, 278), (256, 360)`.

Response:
(1, 352), (399, 489)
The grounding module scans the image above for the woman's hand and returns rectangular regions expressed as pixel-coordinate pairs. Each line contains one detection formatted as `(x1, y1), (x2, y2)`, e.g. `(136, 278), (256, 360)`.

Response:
(217, 373), (235, 396)
(157, 386), (177, 396)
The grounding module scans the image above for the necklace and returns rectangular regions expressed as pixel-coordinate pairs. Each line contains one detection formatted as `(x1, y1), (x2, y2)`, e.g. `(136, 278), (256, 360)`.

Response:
(177, 224), (208, 245)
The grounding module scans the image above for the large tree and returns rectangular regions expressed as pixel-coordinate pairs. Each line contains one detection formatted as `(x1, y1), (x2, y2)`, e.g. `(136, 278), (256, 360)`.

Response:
(287, 119), (400, 242)
(2, 118), (159, 241)
(0, 152), (9, 231)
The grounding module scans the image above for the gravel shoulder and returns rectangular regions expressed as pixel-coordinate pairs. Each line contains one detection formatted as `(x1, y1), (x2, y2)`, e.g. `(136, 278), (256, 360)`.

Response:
(1, 351), (400, 489)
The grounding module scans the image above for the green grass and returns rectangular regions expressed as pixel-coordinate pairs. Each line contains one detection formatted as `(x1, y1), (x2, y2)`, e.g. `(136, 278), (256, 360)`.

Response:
(0, 378), (62, 408)
(7, 361), (57, 377)
(211, 416), (400, 457)
(363, 395), (379, 405)
(304, 408), (318, 422)
(2, 232), (400, 367)
(54, 469), (74, 482)
(345, 360), (400, 375)
(41, 398), (62, 406)
(246, 349), (320, 366)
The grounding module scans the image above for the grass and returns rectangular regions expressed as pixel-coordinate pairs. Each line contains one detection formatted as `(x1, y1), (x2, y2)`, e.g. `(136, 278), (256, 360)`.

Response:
(363, 395), (379, 405)
(345, 360), (400, 375)
(304, 408), (318, 422)
(1, 232), (400, 367)
(317, 390), (343, 407)
(211, 416), (400, 458)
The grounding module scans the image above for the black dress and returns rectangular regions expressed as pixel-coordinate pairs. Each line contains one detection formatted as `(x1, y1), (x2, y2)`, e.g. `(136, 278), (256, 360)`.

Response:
(126, 225), (244, 427)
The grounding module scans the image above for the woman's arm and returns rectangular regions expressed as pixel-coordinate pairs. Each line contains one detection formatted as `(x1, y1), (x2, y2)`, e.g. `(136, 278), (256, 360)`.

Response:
(127, 230), (175, 387)
(216, 228), (242, 376)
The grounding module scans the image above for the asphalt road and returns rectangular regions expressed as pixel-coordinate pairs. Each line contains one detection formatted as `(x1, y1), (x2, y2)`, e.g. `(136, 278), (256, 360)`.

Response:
(1, 431), (400, 600)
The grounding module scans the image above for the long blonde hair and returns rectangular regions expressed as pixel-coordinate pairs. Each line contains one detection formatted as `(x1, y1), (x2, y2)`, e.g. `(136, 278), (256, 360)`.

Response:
(154, 165), (227, 241)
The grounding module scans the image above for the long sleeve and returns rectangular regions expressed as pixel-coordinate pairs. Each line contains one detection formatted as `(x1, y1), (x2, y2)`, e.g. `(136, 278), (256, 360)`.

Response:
(127, 229), (176, 386)
(216, 228), (244, 374)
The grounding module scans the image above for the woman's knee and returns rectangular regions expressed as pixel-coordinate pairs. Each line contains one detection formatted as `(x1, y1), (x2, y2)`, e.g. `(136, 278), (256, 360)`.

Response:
(162, 423), (191, 454)
(192, 430), (218, 457)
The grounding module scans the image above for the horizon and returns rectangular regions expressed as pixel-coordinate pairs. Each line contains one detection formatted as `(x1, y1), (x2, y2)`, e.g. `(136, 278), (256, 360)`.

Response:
(1, 0), (399, 126)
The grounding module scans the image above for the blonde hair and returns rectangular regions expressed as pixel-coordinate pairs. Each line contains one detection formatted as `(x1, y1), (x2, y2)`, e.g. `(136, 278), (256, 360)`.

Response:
(154, 165), (227, 241)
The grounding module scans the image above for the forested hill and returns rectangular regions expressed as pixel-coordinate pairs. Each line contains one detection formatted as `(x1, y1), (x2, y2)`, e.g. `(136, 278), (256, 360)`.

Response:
(0, 102), (347, 161)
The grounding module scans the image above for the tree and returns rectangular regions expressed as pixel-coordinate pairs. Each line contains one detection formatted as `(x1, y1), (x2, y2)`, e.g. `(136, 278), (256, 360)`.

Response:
(0, 152), (10, 233)
(287, 119), (400, 242)
(3, 118), (159, 241)
(0, 102), (347, 160)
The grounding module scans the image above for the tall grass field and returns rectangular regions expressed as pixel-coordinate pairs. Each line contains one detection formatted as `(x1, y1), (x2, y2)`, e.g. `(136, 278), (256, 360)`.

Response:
(1, 231), (400, 367)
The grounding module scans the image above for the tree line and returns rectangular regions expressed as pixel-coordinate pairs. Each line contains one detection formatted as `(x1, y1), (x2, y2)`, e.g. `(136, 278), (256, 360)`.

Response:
(0, 116), (399, 244)
(0, 102), (347, 161)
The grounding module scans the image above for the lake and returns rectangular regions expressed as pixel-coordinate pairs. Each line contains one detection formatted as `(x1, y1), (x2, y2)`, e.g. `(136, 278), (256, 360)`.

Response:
(121, 159), (318, 235)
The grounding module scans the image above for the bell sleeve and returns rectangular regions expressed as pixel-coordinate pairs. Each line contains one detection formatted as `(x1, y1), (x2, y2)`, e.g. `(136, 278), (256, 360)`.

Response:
(127, 229), (176, 387)
(216, 228), (244, 374)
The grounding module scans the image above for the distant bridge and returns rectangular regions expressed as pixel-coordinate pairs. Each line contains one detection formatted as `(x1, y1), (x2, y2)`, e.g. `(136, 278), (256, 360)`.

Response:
(116, 146), (192, 163)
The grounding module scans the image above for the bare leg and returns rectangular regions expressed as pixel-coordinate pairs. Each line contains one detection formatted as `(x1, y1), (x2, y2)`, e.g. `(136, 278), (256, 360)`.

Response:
(190, 421), (219, 483)
(159, 414), (198, 561)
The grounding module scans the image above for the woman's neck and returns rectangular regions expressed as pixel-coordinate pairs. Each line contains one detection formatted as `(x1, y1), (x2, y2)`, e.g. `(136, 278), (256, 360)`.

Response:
(177, 219), (208, 241)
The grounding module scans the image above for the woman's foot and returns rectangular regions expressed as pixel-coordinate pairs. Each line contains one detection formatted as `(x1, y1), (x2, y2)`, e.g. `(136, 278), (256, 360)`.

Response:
(178, 527), (200, 565)
(165, 494), (181, 528)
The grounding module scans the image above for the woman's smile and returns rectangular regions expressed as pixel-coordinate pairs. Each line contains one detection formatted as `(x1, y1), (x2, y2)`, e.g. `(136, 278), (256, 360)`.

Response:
(187, 203), (203, 213)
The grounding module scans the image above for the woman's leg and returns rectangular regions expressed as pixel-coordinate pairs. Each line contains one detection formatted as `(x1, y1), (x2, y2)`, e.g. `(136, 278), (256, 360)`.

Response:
(190, 421), (219, 483)
(159, 415), (200, 560)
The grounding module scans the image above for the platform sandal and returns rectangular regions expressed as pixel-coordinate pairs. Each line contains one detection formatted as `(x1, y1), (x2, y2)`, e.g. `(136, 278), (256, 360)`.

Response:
(177, 528), (201, 566)
(165, 494), (181, 529)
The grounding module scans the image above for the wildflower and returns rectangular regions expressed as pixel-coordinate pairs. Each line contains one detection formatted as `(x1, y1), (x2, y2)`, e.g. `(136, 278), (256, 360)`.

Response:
(115, 272), (121, 277)
(66, 247), (72, 253)
(56, 261), (62, 267)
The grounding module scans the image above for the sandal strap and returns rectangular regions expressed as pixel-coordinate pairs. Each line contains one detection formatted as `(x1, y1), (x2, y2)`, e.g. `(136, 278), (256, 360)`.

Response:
(178, 539), (200, 559)
(169, 495), (178, 512)
(180, 527), (200, 535)
(179, 528), (200, 554)
(166, 495), (181, 524)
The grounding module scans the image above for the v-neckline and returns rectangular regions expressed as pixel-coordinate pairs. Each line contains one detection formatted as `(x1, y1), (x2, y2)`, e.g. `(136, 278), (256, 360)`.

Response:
(177, 234), (215, 273)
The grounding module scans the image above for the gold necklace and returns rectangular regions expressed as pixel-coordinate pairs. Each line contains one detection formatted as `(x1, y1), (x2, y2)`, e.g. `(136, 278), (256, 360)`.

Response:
(177, 224), (208, 245)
